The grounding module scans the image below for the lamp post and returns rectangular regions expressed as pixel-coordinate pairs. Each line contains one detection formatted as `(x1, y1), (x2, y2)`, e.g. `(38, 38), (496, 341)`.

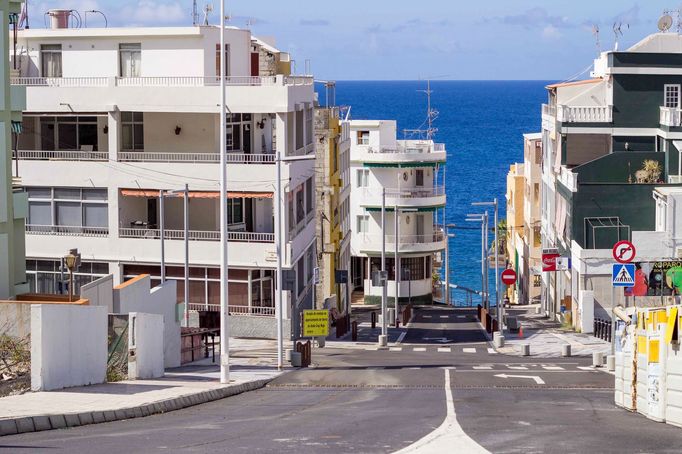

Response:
(64, 252), (77, 302)
(466, 214), (486, 308)
(472, 199), (500, 332)
(379, 187), (388, 346)
(444, 223), (456, 306)
(219, 0), (229, 384)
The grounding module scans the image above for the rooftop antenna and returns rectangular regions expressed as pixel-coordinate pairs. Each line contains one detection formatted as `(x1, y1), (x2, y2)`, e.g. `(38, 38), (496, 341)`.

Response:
(245, 17), (256, 29)
(613, 22), (628, 51)
(660, 12), (674, 33)
(192, 0), (198, 26)
(403, 80), (439, 140)
(592, 25), (601, 55)
(202, 3), (212, 26)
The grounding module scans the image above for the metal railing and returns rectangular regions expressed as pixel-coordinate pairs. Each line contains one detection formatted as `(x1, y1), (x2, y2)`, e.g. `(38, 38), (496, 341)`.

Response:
(557, 105), (612, 123)
(17, 150), (109, 161)
(119, 228), (274, 243)
(542, 103), (556, 117)
(360, 227), (445, 247)
(26, 224), (109, 237)
(594, 318), (612, 342)
(187, 303), (275, 316)
(365, 186), (446, 198)
(660, 106), (682, 127)
(118, 151), (276, 164)
(11, 75), (314, 88)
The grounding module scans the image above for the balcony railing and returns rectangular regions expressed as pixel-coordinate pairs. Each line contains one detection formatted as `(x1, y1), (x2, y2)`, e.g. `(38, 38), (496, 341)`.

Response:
(118, 151), (276, 164)
(661, 107), (682, 127)
(119, 228), (274, 243)
(669, 175), (682, 184)
(367, 142), (444, 155)
(17, 150), (109, 161)
(10, 75), (314, 88)
(556, 105), (612, 123)
(26, 224), (108, 237)
(187, 303), (275, 316)
(361, 186), (446, 200)
(542, 103), (556, 117)
(360, 227), (445, 248)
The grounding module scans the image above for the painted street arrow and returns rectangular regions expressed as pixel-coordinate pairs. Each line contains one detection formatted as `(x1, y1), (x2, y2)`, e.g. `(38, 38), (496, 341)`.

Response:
(422, 337), (452, 343)
(494, 374), (545, 385)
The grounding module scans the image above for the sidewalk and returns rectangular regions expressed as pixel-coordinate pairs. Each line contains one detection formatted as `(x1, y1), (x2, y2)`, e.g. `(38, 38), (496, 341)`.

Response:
(495, 304), (611, 358)
(0, 338), (286, 437)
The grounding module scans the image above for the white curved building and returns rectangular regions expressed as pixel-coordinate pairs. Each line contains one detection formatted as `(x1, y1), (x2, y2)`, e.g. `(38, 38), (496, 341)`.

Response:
(348, 120), (446, 305)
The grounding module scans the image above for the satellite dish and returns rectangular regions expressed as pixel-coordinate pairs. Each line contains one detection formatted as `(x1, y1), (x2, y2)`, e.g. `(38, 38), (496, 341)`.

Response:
(659, 14), (673, 32)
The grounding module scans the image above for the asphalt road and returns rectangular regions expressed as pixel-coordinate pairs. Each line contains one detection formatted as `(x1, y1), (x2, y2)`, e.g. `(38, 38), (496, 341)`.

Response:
(2, 306), (681, 453)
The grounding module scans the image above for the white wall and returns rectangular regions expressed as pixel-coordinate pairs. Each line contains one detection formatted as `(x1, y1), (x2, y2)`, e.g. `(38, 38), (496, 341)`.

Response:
(31, 304), (107, 391)
(81, 274), (114, 312)
(128, 312), (165, 379)
(114, 275), (180, 368)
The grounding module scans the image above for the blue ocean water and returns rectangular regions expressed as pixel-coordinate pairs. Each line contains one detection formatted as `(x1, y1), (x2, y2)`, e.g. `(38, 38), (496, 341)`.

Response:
(318, 81), (550, 305)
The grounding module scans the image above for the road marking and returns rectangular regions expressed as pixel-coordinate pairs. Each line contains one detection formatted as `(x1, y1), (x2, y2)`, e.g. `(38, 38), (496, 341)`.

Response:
(423, 315), (432, 319)
(494, 374), (545, 385)
(389, 347), (403, 352)
(423, 337), (451, 343)
(413, 347), (426, 352)
(543, 366), (564, 371)
(394, 370), (489, 453)
(577, 366), (595, 371)
(440, 366), (456, 370)
(440, 315), (449, 319)
(457, 315), (466, 319)
(507, 366), (528, 370)
(396, 332), (407, 344)
(437, 347), (451, 353)
(407, 367), (421, 370)
(473, 366), (493, 370)
(463, 348), (476, 353)
(487, 348), (497, 354)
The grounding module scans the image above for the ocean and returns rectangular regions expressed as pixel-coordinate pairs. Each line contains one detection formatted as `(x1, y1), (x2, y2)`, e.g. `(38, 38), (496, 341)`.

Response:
(318, 80), (550, 305)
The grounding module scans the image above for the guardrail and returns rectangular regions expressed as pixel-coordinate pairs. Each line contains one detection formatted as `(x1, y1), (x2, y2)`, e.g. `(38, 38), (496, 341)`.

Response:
(661, 106), (682, 127)
(187, 303), (275, 316)
(118, 151), (276, 164)
(17, 150), (109, 161)
(10, 75), (314, 88)
(26, 224), (108, 237)
(119, 228), (274, 243)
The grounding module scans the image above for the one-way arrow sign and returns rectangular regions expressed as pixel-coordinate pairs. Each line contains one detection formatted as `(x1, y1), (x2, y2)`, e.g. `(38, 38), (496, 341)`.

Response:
(494, 374), (545, 385)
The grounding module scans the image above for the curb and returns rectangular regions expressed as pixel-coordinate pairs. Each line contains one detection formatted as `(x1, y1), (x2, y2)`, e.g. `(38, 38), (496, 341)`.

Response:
(0, 378), (272, 437)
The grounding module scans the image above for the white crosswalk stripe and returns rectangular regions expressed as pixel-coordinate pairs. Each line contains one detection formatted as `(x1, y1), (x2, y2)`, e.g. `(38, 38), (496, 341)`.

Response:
(389, 347), (402, 352)
(543, 366), (564, 371)
(413, 347), (426, 352)
(473, 366), (493, 370)
(487, 348), (497, 354)
(437, 347), (451, 353)
(577, 366), (595, 371)
(507, 365), (528, 370)
(463, 348), (476, 353)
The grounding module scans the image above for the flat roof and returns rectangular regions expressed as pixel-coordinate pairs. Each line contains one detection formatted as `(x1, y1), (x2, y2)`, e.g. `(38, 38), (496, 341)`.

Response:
(17, 25), (245, 39)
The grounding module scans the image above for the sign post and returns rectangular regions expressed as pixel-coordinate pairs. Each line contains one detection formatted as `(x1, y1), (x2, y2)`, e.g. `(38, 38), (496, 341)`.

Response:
(303, 309), (330, 338)
(611, 240), (636, 355)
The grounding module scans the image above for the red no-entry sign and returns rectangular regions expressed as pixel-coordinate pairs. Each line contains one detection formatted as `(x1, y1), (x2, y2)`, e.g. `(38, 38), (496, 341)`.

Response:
(501, 269), (517, 286)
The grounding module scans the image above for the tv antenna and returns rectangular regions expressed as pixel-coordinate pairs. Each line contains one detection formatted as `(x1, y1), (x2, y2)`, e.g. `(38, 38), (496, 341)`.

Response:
(403, 80), (439, 141)
(245, 17), (256, 29)
(592, 25), (601, 54)
(613, 22), (628, 51)
(202, 3), (212, 26)
(659, 13), (674, 33)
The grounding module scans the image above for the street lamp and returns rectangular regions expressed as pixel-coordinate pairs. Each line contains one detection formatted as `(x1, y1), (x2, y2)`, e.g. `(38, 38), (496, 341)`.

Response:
(466, 213), (487, 309)
(63, 250), (78, 302)
(444, 223), (456, 306)
(167, 185), (191, 328)
(218, 0), (229, 384)
(472, 199), (501, 333)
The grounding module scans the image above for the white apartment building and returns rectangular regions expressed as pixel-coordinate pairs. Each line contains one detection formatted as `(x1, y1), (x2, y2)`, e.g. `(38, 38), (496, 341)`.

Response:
(11, 23), (316, 338)
(348, 120), (446, 306)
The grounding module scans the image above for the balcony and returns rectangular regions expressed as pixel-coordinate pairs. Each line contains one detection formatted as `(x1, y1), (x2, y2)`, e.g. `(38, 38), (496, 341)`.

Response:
(357, 226), (446, 254)
(26, 224), (108, 237)
(10, 75), (314, 88)
(118, 228), (274, 243)
(17, 150), (109, 161)
(354, 140), (447, 165)
(118, 151), (276, 164)
(188, 303), (276, 316)
(556, 105), (612, 123)
(359, 186), (446, 208)
(660, 106), (682, 127)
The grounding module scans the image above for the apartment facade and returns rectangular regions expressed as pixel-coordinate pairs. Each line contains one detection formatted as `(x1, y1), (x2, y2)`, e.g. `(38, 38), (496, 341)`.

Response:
(521, 133), (543, 305)
(313, 105), (351, 311)
(540, 32), (682, 330)
(348, 120), (446, 305)
(0, 0), (28, 299)
(12, 24), (316, 338)
(505, 163), (524, 304)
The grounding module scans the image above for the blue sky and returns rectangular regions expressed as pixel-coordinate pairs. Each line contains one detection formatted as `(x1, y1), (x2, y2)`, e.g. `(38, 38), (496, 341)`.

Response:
(31, 0), (678, 79)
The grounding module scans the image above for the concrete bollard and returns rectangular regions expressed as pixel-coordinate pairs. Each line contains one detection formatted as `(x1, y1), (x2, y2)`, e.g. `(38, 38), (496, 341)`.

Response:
(593, 352), (604, 367)
(285, 349), (293, 362)
(534, 306), (541, 314)
(494, 334), (505, 348)
(290, 351), (302, 367)
(378, 335), (388, 347)
(317, 337), (325, 348)
(562, 344), (571, 357)
(519, 343), (530, 356)
(606, 354), (616, 372)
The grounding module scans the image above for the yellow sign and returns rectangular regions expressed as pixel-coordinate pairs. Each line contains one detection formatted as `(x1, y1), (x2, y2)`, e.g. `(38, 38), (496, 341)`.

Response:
(649, 339), (660, 363)
(303, 310), (329, 337)
(638, 336), (647, 354)
(665, 307), (679, 344)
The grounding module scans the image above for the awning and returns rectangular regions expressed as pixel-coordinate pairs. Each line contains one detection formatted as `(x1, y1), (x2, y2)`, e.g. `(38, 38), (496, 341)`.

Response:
(11, 121), (22, 134)
(120, 189), (273, 199)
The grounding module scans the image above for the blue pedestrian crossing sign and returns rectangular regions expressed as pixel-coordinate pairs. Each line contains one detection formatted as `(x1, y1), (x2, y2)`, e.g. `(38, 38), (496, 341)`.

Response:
(612, 263), (635, 287)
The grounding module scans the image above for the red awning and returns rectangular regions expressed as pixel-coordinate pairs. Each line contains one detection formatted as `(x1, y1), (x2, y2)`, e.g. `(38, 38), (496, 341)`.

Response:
(120, 189), (273, 199)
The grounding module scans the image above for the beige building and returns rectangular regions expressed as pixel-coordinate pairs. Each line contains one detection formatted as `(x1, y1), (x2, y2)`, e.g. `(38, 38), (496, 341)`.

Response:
(521, 133), (543, 305)
(505, 163), (524, 304)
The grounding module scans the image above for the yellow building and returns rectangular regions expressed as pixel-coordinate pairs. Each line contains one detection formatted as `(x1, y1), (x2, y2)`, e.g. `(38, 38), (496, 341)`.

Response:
(314, 102), (351, 311)
(505, 163), (525, 304)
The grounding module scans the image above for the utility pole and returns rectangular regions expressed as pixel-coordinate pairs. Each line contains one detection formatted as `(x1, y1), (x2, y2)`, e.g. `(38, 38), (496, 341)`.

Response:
(159, 189), (165, 283)
(379, 188), (387, 346)
(394, 203), (399, 326)
(473, 200), (501, 330)
(218, 0), (229, 384)
(183, 184), (190, 327)
(275, 152), (283, 369)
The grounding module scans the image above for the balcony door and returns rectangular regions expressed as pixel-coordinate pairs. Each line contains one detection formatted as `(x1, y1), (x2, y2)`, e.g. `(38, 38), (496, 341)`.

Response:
(416, 214), (425, 242)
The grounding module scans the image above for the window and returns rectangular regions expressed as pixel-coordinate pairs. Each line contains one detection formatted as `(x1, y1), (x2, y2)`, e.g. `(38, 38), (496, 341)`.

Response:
(225, 113), (251, 153)
(305, 108), (313, 146)
(119, 43), (141, 77)
(305, 178), (313, 214)
(297, 257), (305, 296)
(215, 44), (230, 77)
(39, 116), (99, 151)
(356, 169), (369, 187)
(415, 169), (424, 187)
(665, 84), (681, 108)
(295, 110), (304, 150)
(27, 187), (108, 234)
(26, 259), (108, 295)
(357, 130), (369, 145)
(40, 44), (62, 77)
(227, 198), (243, 225)
(122, 112), (144, 151)
(401, 257), (427, 281)
(295, 187), (305, 223)
(357, 215), (369, 233)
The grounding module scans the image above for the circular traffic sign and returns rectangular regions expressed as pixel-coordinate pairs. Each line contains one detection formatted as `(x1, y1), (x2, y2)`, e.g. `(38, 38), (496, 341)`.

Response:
(612, 240), (636, 264)
(501, 269), (517, 286)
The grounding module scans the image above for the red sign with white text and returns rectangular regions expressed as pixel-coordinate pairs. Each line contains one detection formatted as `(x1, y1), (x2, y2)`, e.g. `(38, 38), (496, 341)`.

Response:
(542, 252), (560, 272)
(501, 269), (517, 286)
